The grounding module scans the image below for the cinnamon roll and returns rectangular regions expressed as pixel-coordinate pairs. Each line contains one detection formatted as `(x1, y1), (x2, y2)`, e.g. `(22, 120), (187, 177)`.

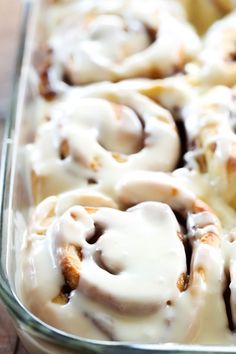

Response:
(182, 85), (236, 208)
(38, 0), (200, 94)
(116, 170), (233, 343)
(30, 82), (184, 202)
(186, 10), (236, 86)
(22, 178), (229, 343)
(17, 0), (236, 346)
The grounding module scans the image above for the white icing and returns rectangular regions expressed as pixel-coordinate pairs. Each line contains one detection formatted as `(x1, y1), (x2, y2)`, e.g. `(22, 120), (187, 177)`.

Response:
(116, 171), (195, 212)
(22, 199), (186, 340)
(173, 168), (236, 232)
(30, 86), (180, 201)
(21, 182), (231, 343)
(186, 11), (236, 86)
(182, 86), (236, 207)
(18, 0), (236, 346)
(42, 0), (200, 84)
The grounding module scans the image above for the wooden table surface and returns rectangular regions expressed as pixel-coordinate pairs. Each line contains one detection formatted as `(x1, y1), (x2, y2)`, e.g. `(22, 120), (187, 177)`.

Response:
(0, 1), (28, 353)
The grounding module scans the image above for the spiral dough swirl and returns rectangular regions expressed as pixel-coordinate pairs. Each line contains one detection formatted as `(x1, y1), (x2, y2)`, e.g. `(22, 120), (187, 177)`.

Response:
(31, 84), (181, 202)
(21, 175), (227, 342)
(39, 0), (200, 91)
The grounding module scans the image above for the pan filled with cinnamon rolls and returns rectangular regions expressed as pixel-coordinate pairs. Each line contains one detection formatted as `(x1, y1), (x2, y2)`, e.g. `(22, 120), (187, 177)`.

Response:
(14, 0), (236, 350)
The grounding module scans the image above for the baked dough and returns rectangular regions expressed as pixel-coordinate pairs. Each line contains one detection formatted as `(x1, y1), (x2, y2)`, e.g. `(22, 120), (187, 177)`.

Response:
(38, 0), (200, 91)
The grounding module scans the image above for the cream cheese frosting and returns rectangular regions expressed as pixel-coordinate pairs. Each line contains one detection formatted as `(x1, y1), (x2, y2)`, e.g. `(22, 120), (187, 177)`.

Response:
(186, 10), (236, 86)
(39, 0), (200, 87)
(182, 85), (236, 208)
(19, 0), (236, 347)
(21, 185), (230, 343)
(29, 83), (183, 202)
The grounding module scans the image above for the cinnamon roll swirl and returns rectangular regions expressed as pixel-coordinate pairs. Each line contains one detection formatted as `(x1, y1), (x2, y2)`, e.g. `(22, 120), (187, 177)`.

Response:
(30, 83), (183, 202)
(187, 10), (236, 86)
(18, 0), (236, 346)
(183, 85), (236, 208)
(38, 0), (200, 94)
(116, 170), (233, 343)
(22, 178), (228, 343)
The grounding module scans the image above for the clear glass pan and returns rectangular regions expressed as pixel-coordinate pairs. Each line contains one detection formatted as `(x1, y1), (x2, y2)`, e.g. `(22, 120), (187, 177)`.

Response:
(1, 1), (236, 353)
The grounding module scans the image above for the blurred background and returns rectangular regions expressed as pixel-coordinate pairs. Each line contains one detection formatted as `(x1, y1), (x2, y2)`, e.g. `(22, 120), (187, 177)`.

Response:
(0, 0), (21, 120)
(0, 2), (27, 353)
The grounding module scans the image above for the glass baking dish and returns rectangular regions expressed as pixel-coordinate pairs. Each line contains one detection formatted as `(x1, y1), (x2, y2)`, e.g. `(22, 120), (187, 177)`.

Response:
(1, 1), (236, 353)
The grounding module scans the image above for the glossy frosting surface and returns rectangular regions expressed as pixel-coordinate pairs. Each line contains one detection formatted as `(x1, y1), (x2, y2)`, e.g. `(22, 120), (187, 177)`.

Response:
(19, 0), (236, 345)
